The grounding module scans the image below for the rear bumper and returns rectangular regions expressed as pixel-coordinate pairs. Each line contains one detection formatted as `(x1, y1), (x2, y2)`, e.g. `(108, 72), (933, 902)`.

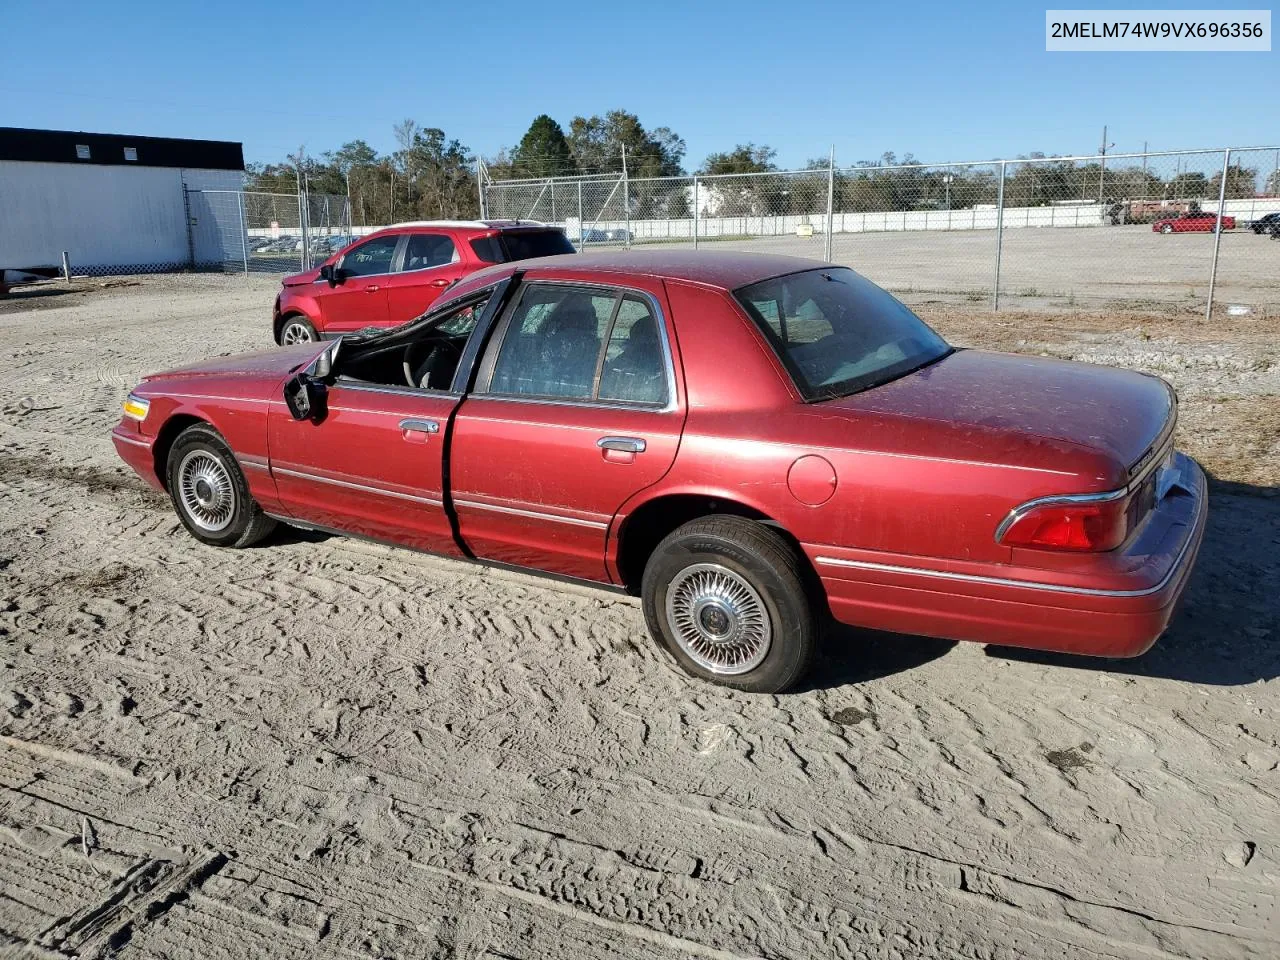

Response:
(111, 424), (164, 492)
(808, 453), (1208, 658)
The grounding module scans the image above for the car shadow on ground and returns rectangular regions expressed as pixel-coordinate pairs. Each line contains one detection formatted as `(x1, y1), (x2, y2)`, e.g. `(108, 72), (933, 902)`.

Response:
(797, 625), (957, 692)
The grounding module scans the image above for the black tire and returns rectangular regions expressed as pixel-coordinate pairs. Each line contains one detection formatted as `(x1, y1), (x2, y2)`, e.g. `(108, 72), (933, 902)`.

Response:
(641, 516), (815, 693)
(277, 314), (318, 346)
(165, 424), (277, 548)
(1160, 224), (1173, 234)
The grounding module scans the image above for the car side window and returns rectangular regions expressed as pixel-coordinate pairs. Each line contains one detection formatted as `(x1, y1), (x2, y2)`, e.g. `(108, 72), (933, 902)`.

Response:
(598, 297), (668, 405)
(401, 233), (457, 272)
(341, 236), (399, 277)
(485, 285), (669, 405)
(487, 285), (617, 399)
(335, 294), (492, 391)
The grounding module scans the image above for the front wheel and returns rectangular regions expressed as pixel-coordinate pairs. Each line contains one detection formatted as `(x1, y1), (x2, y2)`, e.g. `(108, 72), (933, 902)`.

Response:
(641, 516), (815, 693)
(1160, 224), (1174, 234)
(166, 424), (277, 548)
(279, 315), (318, 345)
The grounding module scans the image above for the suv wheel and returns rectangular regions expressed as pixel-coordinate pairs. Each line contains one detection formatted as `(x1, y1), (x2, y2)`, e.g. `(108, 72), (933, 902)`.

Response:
(279, 315), (318, 345)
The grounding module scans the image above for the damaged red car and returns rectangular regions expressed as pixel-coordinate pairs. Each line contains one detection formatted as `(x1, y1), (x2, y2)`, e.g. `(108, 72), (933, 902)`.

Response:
(113, 252), (1207, 692)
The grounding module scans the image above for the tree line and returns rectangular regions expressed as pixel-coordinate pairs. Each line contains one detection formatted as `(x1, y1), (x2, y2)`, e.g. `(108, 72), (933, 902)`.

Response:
(244, 112), (1265, 224)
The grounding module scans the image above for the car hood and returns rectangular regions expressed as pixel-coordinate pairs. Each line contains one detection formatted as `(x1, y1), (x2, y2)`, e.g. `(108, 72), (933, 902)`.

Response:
(282, 267), (322, 287)
(143, 343), (325, 382)
(824, 348), (1173, 480)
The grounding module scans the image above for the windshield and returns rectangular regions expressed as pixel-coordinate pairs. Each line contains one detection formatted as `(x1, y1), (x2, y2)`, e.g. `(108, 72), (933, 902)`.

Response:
(735, 267), (951, 401)
(471, 229), (575, 264)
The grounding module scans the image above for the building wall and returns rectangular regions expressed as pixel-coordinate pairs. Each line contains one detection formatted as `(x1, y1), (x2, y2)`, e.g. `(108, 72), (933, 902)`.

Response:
(0, 161), (240, 273)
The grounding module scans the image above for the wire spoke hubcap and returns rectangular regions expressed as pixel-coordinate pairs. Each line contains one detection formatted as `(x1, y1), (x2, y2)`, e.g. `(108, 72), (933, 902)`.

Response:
(178, 451), (236, 532)
(665, 563), (772, 675)
(282, 322), (313, 344)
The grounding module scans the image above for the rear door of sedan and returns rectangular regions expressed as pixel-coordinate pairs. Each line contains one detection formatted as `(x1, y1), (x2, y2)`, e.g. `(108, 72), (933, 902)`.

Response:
(449, 277), (686, 582)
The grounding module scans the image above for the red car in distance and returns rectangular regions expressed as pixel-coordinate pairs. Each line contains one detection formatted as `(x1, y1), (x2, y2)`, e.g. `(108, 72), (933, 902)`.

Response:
(114, 252), (1207, 692)
(272, 220), (574, 344)
(1152, 211), (1236, 234)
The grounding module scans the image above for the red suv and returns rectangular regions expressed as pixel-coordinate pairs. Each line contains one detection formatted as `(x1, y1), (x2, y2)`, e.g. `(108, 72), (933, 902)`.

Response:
(273, 220), (574, 344)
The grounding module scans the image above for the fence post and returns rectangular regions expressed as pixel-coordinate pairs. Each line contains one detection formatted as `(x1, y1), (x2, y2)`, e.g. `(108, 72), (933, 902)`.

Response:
(476, 158), (488, 220)
(992, 161), (1006, 311)
(236, 190), (249, 275)
(825, 145), (835, 261)
(693, 176), (699, 250)
(182, 186), (196, 269)
(621, 146), (632, 248)
(1206, 147), (1231, 322)
(297, 178), (309, 272)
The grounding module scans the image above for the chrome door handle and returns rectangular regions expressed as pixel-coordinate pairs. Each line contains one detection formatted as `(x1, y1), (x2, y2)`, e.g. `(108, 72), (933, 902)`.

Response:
(597, 436), (646, 453)
(400, 418), (439, 438)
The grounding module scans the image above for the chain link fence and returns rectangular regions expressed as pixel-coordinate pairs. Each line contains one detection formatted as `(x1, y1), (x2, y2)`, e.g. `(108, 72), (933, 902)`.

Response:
(185, 188), (352, 274)
(484, 146), (1280, 316)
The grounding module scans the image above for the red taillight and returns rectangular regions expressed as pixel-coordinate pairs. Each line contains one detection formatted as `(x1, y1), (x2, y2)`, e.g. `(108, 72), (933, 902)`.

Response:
(998, 496), (1129, 552)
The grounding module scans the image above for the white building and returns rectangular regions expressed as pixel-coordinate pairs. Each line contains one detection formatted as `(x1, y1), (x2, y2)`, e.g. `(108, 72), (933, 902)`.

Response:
(0, 126), (244, 284)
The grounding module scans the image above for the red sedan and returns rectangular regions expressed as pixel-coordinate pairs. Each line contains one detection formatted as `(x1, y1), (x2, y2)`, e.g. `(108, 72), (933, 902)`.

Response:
(1152, 211), (1236, 234)
(272, 220), (574, 344)
(113, 252), (1207, 692)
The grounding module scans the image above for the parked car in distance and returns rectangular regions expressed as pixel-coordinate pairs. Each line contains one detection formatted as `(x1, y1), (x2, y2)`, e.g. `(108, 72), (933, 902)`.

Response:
(1152, 211), (1236, 233)
(272, 220), (575, 344)
(257, 236), (299, 254)
(580, 227), (633, 244)
(114, 252), (1207, 693)
(1248, 212), (1280, 234)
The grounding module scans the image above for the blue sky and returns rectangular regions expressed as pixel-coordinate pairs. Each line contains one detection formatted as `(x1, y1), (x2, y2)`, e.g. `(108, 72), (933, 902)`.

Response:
(1, 0), (1274, 170)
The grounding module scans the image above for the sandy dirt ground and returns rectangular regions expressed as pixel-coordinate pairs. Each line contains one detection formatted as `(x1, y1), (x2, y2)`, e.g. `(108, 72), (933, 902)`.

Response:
(0, 274), (1277, 959)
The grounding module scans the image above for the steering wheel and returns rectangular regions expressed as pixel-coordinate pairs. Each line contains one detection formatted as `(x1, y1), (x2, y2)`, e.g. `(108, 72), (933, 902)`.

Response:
(403, 338), (461, 389)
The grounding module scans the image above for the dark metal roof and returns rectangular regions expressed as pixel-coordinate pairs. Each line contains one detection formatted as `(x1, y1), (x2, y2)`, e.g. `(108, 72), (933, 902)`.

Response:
(0, 127), (244, 171)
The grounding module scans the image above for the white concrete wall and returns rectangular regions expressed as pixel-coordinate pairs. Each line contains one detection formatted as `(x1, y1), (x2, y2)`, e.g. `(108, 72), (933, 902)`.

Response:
(0, 162), (240, 271)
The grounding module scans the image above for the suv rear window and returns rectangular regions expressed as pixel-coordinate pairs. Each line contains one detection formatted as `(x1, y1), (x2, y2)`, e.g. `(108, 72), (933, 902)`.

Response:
(471, 229), (575, 264)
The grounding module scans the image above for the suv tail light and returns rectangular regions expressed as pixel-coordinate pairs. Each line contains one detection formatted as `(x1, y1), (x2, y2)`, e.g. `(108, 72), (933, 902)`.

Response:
(997, 494), (1129, 552)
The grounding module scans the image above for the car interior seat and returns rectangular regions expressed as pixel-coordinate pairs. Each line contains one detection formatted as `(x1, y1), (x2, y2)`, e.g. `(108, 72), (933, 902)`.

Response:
(600, 314), (665, 403)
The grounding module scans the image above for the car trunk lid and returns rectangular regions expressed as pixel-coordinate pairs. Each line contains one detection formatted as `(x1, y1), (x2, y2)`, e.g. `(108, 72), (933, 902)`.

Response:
(825, 348), (1174, 484)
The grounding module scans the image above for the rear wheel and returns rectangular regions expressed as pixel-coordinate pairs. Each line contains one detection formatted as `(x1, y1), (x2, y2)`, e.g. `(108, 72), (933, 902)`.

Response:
(279, 315), (318, 345)
(641, 516), (815, 693)
(166, 424), (276, 548)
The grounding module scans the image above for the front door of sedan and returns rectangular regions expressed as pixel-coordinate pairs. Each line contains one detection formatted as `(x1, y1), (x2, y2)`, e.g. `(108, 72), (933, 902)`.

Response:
(449, 281), (685, 582)
(264, 293), (501, 556)
(267, 385), (463, 556)
(320, 233), (401, 334)
(383, 232), (469, 325)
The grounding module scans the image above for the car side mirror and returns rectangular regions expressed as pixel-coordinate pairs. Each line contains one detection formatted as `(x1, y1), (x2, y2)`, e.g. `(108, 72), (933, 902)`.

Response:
(319, 263), (342, 286)
(283, 373), (327, 422)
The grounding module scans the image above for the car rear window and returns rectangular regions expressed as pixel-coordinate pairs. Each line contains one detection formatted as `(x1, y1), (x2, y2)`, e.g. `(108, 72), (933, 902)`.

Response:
(735, 267), (951, 401)
(471, 229), (575, 264)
